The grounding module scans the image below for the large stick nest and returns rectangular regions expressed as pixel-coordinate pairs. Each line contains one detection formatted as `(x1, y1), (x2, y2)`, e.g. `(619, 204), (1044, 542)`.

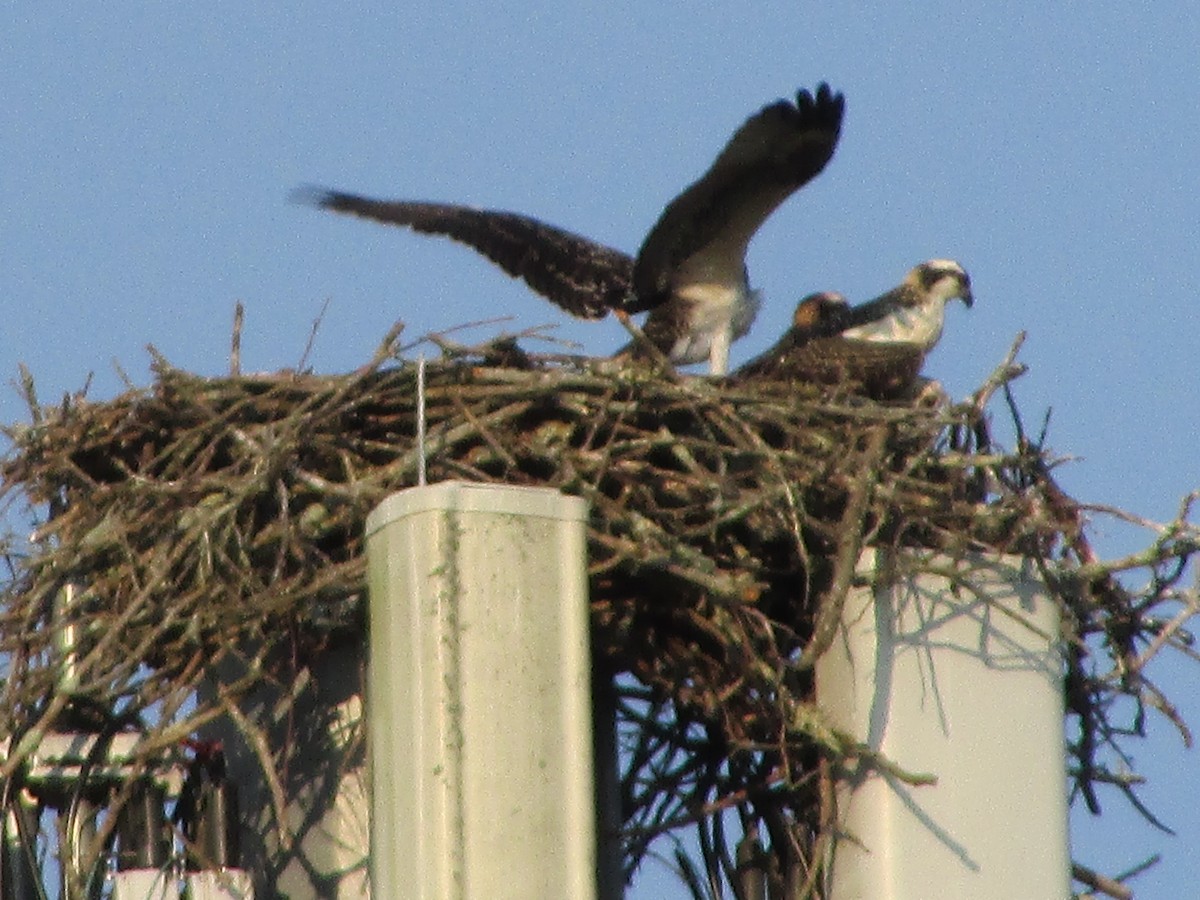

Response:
(2, 329), (1198, 896)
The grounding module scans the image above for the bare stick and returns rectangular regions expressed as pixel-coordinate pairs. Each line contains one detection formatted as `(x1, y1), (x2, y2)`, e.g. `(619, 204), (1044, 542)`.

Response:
(230, 301), (244, 376)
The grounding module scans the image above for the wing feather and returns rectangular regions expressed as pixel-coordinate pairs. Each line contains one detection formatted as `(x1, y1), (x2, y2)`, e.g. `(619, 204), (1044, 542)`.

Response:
(295, 189), (634, 320)
(736, 284), (926, 398)
(632, 83), (845, 310)
(737, 334), (924, 399)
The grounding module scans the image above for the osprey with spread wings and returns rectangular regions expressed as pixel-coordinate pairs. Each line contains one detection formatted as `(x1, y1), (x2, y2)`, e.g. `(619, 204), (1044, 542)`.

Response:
(296, 83), (845, 375)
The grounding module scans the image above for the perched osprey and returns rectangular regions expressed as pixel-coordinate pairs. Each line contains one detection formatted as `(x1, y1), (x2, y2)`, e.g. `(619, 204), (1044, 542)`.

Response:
(735, 260), (973, 398)
(296, 83), (845, 375)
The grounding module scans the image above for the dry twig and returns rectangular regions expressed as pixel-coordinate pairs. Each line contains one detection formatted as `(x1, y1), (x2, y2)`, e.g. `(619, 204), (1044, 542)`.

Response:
(1, 332), (1197, 894)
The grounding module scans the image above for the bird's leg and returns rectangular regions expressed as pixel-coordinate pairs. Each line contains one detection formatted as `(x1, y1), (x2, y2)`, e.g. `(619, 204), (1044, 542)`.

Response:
(708, 327), (733, 376)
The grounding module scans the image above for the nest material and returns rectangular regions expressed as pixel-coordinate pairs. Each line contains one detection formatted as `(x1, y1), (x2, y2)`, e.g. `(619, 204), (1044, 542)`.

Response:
(2, 349), (1028, 663)
(2, 332), (1197, 897)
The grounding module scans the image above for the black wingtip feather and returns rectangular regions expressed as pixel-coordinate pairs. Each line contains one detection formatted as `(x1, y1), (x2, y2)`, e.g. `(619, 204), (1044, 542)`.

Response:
(794, 82), (845, 128)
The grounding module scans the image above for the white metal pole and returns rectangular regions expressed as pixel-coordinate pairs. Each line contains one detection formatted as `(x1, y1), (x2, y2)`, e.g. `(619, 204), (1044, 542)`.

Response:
(817, 551), (1069, 900)
(365, 481), (600, 900)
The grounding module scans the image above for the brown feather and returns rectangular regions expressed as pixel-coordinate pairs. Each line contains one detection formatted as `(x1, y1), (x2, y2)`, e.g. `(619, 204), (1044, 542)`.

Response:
(295, 82), (844, 373)
(632, 84), (845, 309)
(296, 191), (634, 319)
(739, 335), (925, 399)
(736, 290), (928, 402)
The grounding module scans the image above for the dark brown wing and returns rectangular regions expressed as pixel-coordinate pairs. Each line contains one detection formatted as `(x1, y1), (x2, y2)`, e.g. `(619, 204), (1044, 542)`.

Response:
(736, 335), (925, 400)
(617, 296), (691, 360)
(632, 84), (845, 311)
(295, 188), (635, 320)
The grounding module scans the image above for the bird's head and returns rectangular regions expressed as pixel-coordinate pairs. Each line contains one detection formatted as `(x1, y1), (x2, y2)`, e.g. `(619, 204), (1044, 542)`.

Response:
(839, 261), (971, 350)
(791, 291), (848, 328)
(909, 259), (973, 309)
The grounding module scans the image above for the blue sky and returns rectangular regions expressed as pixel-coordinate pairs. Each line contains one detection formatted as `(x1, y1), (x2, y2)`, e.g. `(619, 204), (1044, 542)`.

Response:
(4, 4), (1199, 897)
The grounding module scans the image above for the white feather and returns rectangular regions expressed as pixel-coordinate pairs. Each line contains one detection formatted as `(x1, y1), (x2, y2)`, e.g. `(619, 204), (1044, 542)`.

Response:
(667, 283), (761, 374)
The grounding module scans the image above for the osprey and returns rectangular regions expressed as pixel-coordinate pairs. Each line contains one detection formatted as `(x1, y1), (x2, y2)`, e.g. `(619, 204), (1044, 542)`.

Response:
(296, 83), (845, 375)
(735, 260), (973, 398)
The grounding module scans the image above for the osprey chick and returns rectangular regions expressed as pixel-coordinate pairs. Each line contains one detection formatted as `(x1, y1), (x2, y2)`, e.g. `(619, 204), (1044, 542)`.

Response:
(735, 260), (973, 398)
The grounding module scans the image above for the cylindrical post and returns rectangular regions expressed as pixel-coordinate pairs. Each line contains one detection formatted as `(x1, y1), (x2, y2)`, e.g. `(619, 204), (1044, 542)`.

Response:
(112, 781), (179, 900)
(192, 779), (240, 869)
(115, 781), (171, 871)
(183, 776), (254, 900)
(590, 671), (624, 900)
(817, 551), (1068, 899)
(365, 481), (601, 900)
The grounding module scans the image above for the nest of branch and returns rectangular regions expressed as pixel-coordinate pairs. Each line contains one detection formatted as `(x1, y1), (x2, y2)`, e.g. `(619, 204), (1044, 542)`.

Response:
(3, 329), (1197, 897)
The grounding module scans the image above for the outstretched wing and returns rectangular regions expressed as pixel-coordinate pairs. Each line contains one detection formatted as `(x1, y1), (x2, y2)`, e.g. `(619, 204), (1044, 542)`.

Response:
(632, 83), (845, 311)
(295, 188), (635, 320)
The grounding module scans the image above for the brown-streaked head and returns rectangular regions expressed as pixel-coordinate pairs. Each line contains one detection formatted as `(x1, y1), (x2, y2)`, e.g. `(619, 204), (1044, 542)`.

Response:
(792, 291), (849, 328)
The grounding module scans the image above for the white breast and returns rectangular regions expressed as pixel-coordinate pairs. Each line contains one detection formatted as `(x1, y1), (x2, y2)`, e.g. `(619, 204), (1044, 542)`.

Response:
(841, 301), (945, 350)
(667, 283), (761, 373)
